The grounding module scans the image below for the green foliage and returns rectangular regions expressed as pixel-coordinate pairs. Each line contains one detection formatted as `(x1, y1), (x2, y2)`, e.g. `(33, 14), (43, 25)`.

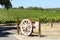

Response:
(0, 0), (12, 10)
(18, 6), (24, 9)
(26, 7), (44, 10)
(0, 21), (2, 24)
(4, 21), (16, 23)
(0, 9), (60, 23)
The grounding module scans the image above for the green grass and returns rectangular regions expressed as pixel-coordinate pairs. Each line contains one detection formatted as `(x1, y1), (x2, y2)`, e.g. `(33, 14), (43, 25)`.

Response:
(0, 9), (60, 23)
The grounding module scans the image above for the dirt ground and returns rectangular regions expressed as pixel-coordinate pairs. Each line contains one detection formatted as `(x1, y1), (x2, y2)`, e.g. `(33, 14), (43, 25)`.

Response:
(1, 23), (60, 40)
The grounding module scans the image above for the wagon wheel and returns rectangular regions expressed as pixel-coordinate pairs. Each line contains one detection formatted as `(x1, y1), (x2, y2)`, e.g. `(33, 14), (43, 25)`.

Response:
(19, 19), (32, 36)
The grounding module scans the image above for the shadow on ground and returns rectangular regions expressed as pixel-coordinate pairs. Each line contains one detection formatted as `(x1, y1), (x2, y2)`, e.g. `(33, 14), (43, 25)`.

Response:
(29, 34), (46, 37)
(0, 26), (17, 37)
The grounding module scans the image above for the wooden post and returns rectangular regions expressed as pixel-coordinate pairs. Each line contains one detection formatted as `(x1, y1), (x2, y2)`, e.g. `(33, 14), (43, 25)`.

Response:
(17, 18), (20, 34)
(32, 21), (35, 33)
(39, 18), (41, 37)
(51, 18), (53, 28)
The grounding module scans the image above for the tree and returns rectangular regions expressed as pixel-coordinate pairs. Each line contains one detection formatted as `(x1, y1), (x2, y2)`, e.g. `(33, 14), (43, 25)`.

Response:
(0, 0), (12, 10)
(18, 6), (24, 9)
(26, 7), (44, 10)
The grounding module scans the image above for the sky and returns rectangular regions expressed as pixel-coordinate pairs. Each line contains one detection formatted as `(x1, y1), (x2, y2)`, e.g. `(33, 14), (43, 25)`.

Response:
(0, 0), (60, 8)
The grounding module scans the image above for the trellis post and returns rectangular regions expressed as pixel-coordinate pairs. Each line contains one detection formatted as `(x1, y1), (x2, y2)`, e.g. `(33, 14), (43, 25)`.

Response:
(17, 18), (20, 34)
(51, 18), (53, 28)
(39, 18), (41, 37)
